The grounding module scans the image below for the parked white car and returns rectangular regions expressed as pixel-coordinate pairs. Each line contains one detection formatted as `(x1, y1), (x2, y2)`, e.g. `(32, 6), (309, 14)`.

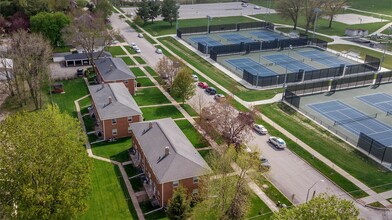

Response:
(135, 48), (141, 53)
(138, 33), (144, 38)
(191, 74), (199, 81)
(268, 136), (286, 149)
(254, 124), (268, 135)
(156, 48), (162, 54)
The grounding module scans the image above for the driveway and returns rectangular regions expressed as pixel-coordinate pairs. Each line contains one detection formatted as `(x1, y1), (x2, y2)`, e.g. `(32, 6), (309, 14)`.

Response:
(109, 14), (164, 68)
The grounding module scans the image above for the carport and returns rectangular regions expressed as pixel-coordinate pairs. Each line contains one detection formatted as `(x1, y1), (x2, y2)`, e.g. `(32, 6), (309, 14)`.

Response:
(64, 51), (111, 67)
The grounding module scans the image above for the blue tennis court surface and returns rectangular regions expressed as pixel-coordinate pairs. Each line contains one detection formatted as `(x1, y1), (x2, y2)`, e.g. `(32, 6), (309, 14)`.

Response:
(190, 36), (222, 46)
(357, 93), (392, 113)
(220, 33), (254, 44)
(226, 58), (277, 77)
(250, 30), (287, 41)
(298, 50), (354, 67)
(263, 54), (315, 72)
(309, 100), (392, 146)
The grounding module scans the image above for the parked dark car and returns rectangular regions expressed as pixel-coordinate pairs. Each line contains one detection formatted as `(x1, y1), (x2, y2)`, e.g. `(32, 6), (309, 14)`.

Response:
(205, 87), (217, 95)
(77, 68), (84, 77)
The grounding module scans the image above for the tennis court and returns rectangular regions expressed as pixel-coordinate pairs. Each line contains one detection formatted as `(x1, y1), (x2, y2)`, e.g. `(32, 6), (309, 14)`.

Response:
(263, 54), (315, 72)
(189, 36), (222, 46)
(357, 93), (392, 114)
(298, 50), (354, 67)
(250, 30), (287, 41)
(308, 100), (392, 146)
(220, 33), (254, 44)
(226, 58), (277, 77)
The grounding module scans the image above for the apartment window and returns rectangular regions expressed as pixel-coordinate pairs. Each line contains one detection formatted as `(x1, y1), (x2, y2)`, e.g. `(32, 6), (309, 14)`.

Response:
(124, 80), (128, 84)
(112, 129), (117, 136)
(193, 176), (199, 184)
(192, 189), (199, 196)
(128, 126), (132, 133)
(128, 116), (133, 122)
(173, 180), (179, 188)
(111, 119), (117, 125)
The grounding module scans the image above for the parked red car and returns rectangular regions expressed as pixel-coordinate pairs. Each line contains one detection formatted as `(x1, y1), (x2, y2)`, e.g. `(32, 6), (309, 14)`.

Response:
(198, 82), (209, 89)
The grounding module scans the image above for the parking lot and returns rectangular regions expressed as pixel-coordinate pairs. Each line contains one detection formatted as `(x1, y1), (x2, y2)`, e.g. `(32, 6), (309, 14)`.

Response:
(49, 63), (84, 80)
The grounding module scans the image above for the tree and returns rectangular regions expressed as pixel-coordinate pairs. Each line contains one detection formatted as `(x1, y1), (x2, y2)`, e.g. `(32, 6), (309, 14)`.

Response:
(16, 0), (49, 16)
(276, 0), (303, 30)
(148, 0), (161, 23)
(6, 30), (52, 110)
(324, 0), (348, 28)
(272, 194), (359, 220)
(192, 147), (261, 219)
(156, 56), (182, 85)
(171, 68), (195, 105)
(166, 185), (191, 220)
(94, 0), (113, 18)
(9, 11), (29, 32)
(63, 12), (116, 70)
(136, 0), (150, 24)
(30, 12), (71, 46)
(303, 0), (325, 33)
(161, 0), (179, 26)
(0, 106), (91, 219)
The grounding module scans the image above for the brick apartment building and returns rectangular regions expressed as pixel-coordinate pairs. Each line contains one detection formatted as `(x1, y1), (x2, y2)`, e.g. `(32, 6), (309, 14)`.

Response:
(94, 57), (136, 95)
(130, 118), (212, 207)
(88, 83), (142, 140)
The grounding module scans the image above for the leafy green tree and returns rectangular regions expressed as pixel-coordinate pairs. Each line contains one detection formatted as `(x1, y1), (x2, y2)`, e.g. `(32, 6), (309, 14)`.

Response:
(0, 105), (91, 219)
(95, 0), (113, 18)
(148, 0), (161, 23)
(166, 185), (191, 220)
(272, 194), (359, 220)
(171, 68), (195, 105)
(161, 0), (179, 26)
(30, 12), (70, 46)
(136, 0), (150, 24)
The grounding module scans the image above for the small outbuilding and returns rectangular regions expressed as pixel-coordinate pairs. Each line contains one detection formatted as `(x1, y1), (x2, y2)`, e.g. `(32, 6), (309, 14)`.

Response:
(345, 29), (369, 37)
(64, 51), (111, 67)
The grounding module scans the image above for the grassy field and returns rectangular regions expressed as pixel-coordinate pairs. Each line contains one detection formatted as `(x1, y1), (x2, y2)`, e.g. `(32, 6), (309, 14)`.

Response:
(180, 104), (198, 116)
(348, 0), (392, 15)
(130, 67), (146, 77)
(261, 103), (392, 193)
(122, 57), (135, 65)
(53, 46), (71, 53)
(124, 46), (137, 54)
(253, 13), (388, 36)
(276, 27), (334, 42)
(107, 46), (127, 56)
(143, 16), (255, 36)
(78, 160), (137, 220)
(91, 138), (131, 163)
(141, 105), (184, 120)
(158, 37), (282, 103)
(134, 56), (146, 64)
(175, 119), (208, 148)
(329, 44), (392, 70)
(144, 66), (159, 76)
(134, 87), (170, 106)
(136, 77), (155, 87)
(246, 191), (273, 220)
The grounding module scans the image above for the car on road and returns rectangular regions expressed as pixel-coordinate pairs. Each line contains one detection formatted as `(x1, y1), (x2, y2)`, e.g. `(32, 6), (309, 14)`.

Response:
(155, 48), (162, 54)
(254, 5), (261, 9)
(268, 136), (286, 149)
(214, 94), (225, 102)
(198, 82), (208, 89)
(135, 48), (141, 53)
(138, 33), (144, 38)
(260, 157), (271, 170)
(131, 43), (138, 50)
(192, 74), (199, 81)
(205, 87), (217, 95)
(254, 124), (268, 135)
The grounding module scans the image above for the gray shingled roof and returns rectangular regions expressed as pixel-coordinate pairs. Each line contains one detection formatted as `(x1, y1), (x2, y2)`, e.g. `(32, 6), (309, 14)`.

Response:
(88, 83), (142, 120)
(95, 57), (135, 81)
(64, 51), (111, 61)
(130, 118), (212, 183)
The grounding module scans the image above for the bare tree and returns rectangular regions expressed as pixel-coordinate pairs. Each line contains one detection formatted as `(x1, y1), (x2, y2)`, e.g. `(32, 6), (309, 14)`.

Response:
(303, 0), (325, 33)
(0, 54), (14, 97)
(190, 92), (208, 117)
(156, 56), (181, 85)
(324, 0), (348, 28)
(63, 12), (117, 70)
(276, 0), (304, 30)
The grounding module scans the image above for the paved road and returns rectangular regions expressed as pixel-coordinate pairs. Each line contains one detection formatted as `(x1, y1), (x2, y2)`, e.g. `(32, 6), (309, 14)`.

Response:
(121, 2), (276, 21)
(109, 14), (163, 68)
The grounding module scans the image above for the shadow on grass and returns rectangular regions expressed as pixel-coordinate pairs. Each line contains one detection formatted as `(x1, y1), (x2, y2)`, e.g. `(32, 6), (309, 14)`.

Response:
(114, 165), (139, 220)
(91, 138), (131, 163)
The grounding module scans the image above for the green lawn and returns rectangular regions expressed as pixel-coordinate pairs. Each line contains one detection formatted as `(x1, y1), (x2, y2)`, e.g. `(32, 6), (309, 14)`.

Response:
(158, 37), (282, 103)
(124, 45), (137, 54)
(53, 46), (71, 53)
(155, 45), (173, 58)
(276, 27), (334, 42)
(124, 164), (141, 178)
(83, 116), (95, 132)
(122, 57), (136, 65)
(199, 149), (212, 160)
(130, 177), (144, 192)
(180, 104), (198, 116)
(253, 13), (388, 36)
(134, 56), (146, 65)
(175, 119), (208, 148)
(348, 0), (392, 15)
(130, 67), (146, 77)
(140, 201), (168, 220)
(134, 87), (170, 106)
(260, 103), (392, 193)
(107, 46), (127, 56)
(246, 190), (273, 220)
(136, 77), (155, 87)
(141, 105), (184, 120)
(329, 44), (392, 70)
(91, 138), (131, 163)
(144, 66), (159, 76)
(78, 160), (137, 220)
(115, 34), (126, 43)
(143, 16), (256, 36)
(51, 78), (88, 117)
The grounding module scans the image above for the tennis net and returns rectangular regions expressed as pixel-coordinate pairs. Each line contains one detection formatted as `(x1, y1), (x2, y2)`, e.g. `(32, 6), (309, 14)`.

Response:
(333, 113), (378, 126)
(272, 59), (305, 66)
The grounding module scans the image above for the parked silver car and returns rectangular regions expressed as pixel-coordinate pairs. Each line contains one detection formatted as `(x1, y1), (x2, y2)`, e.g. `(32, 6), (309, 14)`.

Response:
(268, 136), (286, 149)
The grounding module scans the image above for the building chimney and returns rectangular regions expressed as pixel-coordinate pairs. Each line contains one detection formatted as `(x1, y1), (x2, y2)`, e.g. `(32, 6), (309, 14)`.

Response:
(149, 122), (153, 129)
(108, 96), (112, 104)
(164, 146), (170, 156)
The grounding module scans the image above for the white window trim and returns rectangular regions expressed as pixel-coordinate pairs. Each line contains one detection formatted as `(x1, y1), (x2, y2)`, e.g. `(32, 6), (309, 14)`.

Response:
(128, 126), (132, 133)
(128, 116), (133, 122)
(193, 176), (199, 184)
(173, 180), (179, 188)
(112, 129), (117, 136)
(111, 119), (117, 125)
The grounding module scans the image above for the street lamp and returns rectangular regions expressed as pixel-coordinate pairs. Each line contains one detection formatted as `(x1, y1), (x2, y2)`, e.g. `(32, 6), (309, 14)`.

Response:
(358, 17), (362, 24)
(207, 15), (212, 34)
(306, 179), (324, 202)
(313, 8), (322, 39)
